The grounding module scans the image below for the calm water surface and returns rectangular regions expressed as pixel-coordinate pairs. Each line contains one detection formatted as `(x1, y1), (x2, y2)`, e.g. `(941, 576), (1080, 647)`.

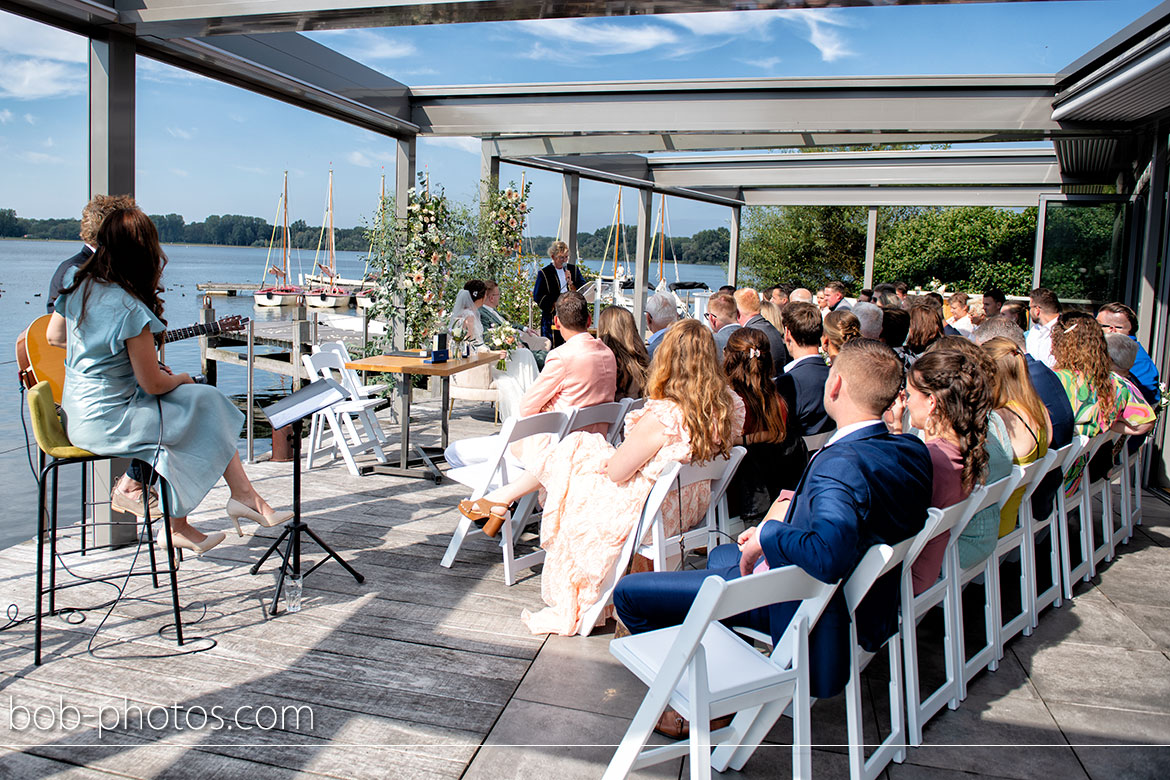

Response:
(0, 238), (727, 550)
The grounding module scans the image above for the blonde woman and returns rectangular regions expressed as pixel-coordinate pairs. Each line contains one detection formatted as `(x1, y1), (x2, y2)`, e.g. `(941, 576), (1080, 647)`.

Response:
(759, 300), (784, 332)
(462, 319), (744, 635)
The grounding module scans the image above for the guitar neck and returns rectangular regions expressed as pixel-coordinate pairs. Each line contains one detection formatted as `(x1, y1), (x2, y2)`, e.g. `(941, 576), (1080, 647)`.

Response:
(164, 321), (223, 343)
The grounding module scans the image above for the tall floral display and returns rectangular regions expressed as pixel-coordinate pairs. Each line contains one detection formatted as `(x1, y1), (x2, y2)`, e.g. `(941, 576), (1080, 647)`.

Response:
(366, 176), (459, 349)
(476, 180), (533, 326)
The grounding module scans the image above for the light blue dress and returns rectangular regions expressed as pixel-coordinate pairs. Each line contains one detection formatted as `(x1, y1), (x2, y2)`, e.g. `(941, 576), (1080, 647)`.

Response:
(957, 411), (1013, 569)
(57, 275), (244, 518)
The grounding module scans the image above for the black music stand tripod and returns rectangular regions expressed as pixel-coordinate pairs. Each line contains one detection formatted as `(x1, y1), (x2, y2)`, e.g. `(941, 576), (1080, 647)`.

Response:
(252, 379), (364, 615)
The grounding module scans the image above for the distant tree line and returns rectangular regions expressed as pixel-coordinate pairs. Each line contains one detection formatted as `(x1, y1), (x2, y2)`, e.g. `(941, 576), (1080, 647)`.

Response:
(526, 225), (730, 265)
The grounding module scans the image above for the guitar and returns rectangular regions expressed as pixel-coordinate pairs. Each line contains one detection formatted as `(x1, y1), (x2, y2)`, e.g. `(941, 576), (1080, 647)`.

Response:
(15, 314), (247, 403)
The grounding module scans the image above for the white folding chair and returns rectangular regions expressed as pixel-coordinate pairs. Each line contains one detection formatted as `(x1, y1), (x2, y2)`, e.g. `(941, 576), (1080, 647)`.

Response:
(605, 565), (838, 780)
(301, 351), (389, 476)
(953, 466), (1024, 701)
(565, 400), (630, 446)
(1118, 434), (1148, 545)
(802, 430), (832, 454)
(1027, 442), (1076, 626)
(317, 340), (389, 399)
(637, 448), (747, 573)
(1084, 431), (1122, 570)
(439, 411), (571, 585)
(993, 449), (1059, 658)
(902, 487), (985, 747)
(1055, 434), (1094, 600)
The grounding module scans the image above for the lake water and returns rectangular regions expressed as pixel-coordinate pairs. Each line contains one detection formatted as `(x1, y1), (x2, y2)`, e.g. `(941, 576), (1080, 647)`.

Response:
(0, 238), (728, 550)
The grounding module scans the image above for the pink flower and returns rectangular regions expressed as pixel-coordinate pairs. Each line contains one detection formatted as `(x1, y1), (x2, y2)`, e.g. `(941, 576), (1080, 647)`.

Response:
(508, 218), (517, 228)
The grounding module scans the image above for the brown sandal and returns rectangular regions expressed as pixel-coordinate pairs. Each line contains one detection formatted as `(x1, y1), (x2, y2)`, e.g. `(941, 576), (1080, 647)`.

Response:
(458, 499), (513, 538)
(653, 707), (734, 740)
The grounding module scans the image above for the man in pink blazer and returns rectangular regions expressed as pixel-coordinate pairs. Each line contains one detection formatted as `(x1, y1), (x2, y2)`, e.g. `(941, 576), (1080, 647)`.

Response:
(445, 291), (616, 468)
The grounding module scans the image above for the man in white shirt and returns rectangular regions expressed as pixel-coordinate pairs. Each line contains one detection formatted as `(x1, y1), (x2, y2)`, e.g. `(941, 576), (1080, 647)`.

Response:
(946, 292), (974, 338)
(1026, 287), (1061, 368)
(644, 293), (678, 360)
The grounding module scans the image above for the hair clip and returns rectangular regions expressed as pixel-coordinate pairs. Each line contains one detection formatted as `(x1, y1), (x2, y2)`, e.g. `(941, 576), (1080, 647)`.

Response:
(748, 347), (761, 359)
(1064, 322), (1078, 334)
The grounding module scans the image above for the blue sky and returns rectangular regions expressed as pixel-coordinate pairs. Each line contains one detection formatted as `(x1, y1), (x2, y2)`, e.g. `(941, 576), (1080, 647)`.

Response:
(0, 1), (1161, 240)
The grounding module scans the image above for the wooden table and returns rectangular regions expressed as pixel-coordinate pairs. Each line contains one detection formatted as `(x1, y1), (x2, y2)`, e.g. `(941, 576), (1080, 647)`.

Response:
(346, 350), (504, 482)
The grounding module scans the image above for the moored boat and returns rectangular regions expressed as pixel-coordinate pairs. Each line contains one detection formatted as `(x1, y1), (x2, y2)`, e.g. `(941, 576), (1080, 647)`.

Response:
(255, 171), (304, 307)
(305, 169), (352, 308)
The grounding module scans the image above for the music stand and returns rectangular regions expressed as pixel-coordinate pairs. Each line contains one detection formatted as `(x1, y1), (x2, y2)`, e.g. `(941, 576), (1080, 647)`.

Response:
(253, 379), (364, 615)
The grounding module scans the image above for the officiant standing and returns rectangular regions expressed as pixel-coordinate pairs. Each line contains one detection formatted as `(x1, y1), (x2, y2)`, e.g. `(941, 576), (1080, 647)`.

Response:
(534, 240), (587, 347)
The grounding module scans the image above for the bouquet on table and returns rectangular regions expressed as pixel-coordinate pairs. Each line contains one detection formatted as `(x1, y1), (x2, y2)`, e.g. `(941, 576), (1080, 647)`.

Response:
(484, 323), (521, 370)
(449, 320), (470, 356)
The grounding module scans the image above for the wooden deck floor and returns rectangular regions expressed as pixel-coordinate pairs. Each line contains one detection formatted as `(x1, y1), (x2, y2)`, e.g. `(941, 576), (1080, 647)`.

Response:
(0, 401), (541, 779)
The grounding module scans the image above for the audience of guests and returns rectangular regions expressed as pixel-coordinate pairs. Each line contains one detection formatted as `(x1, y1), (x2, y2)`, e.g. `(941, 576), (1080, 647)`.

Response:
(614, 338), (933, 700)
(778, 302), (835, 438)
(906, 303), (945, 359)
(983, 337), (1053, 537)
(735, 287), (790, 369)
(851, 301), (884, 339)
(644, 293), (678, 360)
(1026, 288), (1061, 368)
(822, 309), (862, 364)
(1097, 302), (1161, 405)
(705, 292), (741, 359)
(902, 348), (993, 595)
(598, 306), (649, 402)
(465, 319), (745, 635)
(946, 292), (974, 338)
(983, 288), (1006, 319)
(724, 328), (808, 520)
(533, 240), (587, 344)
(823, 281), (852, 312)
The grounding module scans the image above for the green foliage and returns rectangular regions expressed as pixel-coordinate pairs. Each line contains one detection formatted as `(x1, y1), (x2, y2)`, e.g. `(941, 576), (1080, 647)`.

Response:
(0, 208), (24, 237)
(1037, 203), (1123, 303)
(874, 206), (1036, 295)
(740, 205), (869, 290)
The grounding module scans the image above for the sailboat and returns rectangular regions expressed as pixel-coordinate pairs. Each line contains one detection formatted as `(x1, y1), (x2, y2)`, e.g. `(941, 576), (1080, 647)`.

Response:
(305, 169), (352, 309)
(254, 171), (303, 307)
(355, 173), (384, 310)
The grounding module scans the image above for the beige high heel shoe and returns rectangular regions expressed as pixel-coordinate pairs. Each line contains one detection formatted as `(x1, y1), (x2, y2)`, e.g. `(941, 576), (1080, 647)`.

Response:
(159, 529), (225, 555)
(226, 498), (294, 536)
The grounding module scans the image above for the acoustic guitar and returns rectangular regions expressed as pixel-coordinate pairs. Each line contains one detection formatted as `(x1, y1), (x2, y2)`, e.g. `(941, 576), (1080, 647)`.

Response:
(15, 314), (247, 403)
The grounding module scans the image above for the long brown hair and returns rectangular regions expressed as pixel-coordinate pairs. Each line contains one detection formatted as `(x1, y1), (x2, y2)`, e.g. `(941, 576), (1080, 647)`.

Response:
(906, 303), (944, 355)
(910, 348), (991, 493)
(645, 319), (736, 464)
(723, 327), (788, 443)
(1051, 310), (1115, 426)
(982, 336), (1049, 438)
(63, 207), (168, 335)
(598, 305), (649, 398)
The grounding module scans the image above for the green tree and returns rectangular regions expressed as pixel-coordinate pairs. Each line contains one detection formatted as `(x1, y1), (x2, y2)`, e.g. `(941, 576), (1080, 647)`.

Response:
(740, 205), (869, 291)
(874, 206), (1036, 295)
(0, 208), (23, 237)
(1036, 203), (1121, 303)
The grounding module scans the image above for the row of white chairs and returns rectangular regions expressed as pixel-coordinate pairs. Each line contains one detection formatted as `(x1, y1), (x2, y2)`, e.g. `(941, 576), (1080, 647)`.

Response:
(606, 427), (1150, 779)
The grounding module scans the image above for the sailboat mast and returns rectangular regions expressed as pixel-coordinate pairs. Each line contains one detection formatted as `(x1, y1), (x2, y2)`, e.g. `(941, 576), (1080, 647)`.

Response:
(327, 169), (336, 283)
(657, 198), (666, 283)
(282, 171), (289, 281)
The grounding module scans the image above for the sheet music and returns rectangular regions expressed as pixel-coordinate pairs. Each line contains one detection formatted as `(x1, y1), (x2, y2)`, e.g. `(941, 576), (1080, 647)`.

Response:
(263, 379), (347, 430)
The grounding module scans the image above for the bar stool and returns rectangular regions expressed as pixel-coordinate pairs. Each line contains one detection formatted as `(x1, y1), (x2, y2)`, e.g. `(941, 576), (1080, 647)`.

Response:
(27, 381), (186, 664)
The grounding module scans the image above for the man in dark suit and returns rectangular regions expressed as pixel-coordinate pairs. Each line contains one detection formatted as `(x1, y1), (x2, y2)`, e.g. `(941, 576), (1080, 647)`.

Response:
(973, 315), (1073, 519)
(533, 239), (587, 346)
(734, 287), (789, 370)
(615, 338), (933, 699)
(776, 301), (834, 437)
(47, 194), (135, 312)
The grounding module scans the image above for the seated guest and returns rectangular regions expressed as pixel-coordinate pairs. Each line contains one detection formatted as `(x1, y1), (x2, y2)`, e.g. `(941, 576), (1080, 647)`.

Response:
(852, 301), (884, 339)
(904, 348), (993, 594)
(857, 288), (874, 303)
(873, 282), (901, 309)
(778, 302), (834, 437)
(906, 303), (945, 359)
(880, 306), (912, 365)
(735, 287), (790, 368)
(643, 292), (678, 360)
(445, 292), (617, 472)
(1097, 302), (1160, 405)
(769, 285), (790, 306)
(823, 280), (852, 312)
(717, 284), (737, 295)
(480, 280), (549, 362)
(822, 308), (861, 364)
(1106, 332), (1139, 382)
(983, 337), (1052, 537)
(895, 281), (910, 307)
(946, 292), (974, 338)
(599, 305), (649, 401)
(724, 328), (808, 520)
(463, 319), (745, 635)
(615, 338), (933, 699)
(1026, 287), (1061, 368)
(983, 288), (1006, 319)
(760, 300), (784, 332)
(789, 287), (814, 304)
(705, 291), (741, 359)
(1001, 301), (1030, 332)
(1050, 311), (1155, 492)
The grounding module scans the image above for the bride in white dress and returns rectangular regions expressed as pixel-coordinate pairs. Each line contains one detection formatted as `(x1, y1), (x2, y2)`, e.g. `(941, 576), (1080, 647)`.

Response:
(449, 281), (539, 422)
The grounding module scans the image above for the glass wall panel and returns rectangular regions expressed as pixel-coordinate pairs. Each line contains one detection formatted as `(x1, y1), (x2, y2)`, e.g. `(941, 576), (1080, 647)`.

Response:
(1037, 200), (1128, 307)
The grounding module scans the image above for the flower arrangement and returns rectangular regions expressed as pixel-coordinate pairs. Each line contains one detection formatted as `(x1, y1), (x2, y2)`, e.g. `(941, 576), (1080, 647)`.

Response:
(476, 180), (534, 326)
(484, 323), (521, 370)
(1158, 381), (1169, 413)
(365, 175), (459, 349)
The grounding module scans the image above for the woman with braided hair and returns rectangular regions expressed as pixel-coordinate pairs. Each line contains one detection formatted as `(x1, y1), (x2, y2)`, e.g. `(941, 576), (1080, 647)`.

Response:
(821, 308), (861, 364)
(906, 348), (993, 595)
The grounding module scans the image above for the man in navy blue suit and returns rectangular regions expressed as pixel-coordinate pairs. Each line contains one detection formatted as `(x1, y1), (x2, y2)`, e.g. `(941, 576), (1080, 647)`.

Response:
(615, 338), (933, 699)
(776, 301), (834, 437)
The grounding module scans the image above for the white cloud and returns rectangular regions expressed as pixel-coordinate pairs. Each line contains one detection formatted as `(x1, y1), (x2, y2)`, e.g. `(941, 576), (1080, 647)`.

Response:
(167, 126), (195, 141)
(0, 109), (12, 123)
(169, 168), (189, 178)
(18, 150), (62, 164)
(138, 58), (214, 85)
(234, 165), (267, 176)
(41, 136), (53, 148)
(314, 29), (418, 61)
(779, 11), (856, 63)
(742, 56), (782, 71)
(0, 14), (86, 64)
(23, 112), (34, 124)
(514, 18), (679, 59)
(0, 56), (85, 99)
(347, 149), (396, 168)
(421, 136), (480, 155)
(666, 11), (774, 38)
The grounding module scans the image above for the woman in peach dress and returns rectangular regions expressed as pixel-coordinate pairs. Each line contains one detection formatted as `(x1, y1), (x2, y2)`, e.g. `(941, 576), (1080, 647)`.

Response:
(461, 319), (744, 635)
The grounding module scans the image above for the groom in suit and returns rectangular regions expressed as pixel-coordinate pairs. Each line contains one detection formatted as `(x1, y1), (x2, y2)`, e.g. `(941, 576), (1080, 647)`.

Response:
(614, 338), (933, 698)
(533, 240), (587, 345)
